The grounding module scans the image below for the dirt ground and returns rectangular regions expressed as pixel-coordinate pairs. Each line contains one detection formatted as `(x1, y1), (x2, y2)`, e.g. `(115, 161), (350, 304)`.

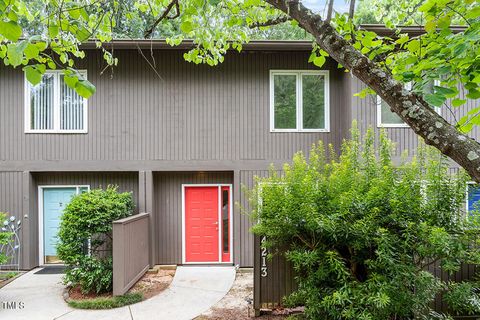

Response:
(69, 268), (175, 300)
(130, 268), (175, 299)
(195, 271), (291, 320)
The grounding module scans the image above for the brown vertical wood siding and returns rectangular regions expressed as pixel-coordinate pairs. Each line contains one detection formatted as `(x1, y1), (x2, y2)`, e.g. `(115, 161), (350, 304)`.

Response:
(32, 172), (139, 208)
(0, 172), (25, 268)
(0, 50), (348, 165)
(1, 47), (479, 270)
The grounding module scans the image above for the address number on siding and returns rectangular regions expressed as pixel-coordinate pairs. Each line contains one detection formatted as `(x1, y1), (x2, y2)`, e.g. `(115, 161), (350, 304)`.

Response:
(261, 236), (268, 277)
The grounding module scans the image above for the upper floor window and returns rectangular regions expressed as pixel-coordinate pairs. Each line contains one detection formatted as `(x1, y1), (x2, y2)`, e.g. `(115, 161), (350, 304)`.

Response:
(270, 70), (330, 132)
(467, 183), (480, 213)
(25, 71), (88, 133)
(377, 81), (440, 128)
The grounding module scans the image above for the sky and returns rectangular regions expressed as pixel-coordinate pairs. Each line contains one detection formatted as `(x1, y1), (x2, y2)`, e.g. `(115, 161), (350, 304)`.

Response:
(302, 0), (350, 15)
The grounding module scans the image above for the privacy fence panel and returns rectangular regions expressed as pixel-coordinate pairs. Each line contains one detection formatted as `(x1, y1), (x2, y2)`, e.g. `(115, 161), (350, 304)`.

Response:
(113, 212), (150, 296)
(254, 235), (296, 314)
(254, 237), (478, 318)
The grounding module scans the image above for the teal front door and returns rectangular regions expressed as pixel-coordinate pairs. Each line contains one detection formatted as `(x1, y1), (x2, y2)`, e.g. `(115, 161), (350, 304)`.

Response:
(43, 187), (77, 264)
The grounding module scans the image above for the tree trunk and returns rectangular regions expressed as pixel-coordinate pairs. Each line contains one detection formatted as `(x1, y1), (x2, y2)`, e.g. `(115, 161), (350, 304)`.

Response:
(265, 0), (480, 182)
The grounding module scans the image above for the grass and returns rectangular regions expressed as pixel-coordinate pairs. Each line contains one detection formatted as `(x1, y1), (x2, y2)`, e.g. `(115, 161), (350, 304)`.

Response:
(67, 292), (143, 309)
(0, 271), (18, 280)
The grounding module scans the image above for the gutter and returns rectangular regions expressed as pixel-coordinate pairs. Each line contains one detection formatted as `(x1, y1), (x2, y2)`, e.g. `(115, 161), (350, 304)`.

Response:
(74, 24), (466, 51)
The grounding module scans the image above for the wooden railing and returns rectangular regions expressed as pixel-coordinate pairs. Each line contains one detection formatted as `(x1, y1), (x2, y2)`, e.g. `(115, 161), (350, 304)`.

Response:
(112, 212), (150, 296)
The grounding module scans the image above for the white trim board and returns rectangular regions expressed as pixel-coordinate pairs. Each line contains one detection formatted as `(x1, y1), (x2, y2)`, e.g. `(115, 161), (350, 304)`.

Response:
(38, 185), (90, 266)
(181, 184), (234, 265)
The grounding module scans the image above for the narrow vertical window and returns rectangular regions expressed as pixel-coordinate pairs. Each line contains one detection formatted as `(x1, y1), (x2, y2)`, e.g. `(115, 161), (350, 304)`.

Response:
(30, 74), (54, 130)
(273, 74), (297, 129)
(60, 74), (85, 131)
(25, 71), (88, 133)
(302, 74), (326, 129)
(221, 187), (230, 262)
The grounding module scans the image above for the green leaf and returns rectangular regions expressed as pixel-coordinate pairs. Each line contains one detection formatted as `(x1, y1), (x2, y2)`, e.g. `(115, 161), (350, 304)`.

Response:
(354, 87), (375, 98)
(467, 88), (480, 100)
(453, 43), (468, 56)
(180, 21), (194, 34)
(424, 93), (446, 107)
(0, 21), (22, 41)
(434, 86), (457, 98)
(407, 40), (420, 53)
(425, 20), (437, 33)
(395, 34), (409, 45)
(23, 65), (45, 85)
(75, 79), (96, 98)
(452, 99), (467, 107)
(64, 73), (79, 89)
(48, 24), (59, 38)
(6, 41), (27, 67)
(24, 43), (39, 60)
(313, 56), (326, 68)
(466, 6), (480, 19)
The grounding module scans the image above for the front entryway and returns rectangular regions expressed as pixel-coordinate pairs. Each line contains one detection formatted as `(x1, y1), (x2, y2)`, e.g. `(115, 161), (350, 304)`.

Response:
(183, 185), (232, 264)
(39, 186), (89, 265)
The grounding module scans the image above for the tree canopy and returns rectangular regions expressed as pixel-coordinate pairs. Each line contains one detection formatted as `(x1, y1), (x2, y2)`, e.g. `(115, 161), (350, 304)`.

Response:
(2, 0), (480, 179)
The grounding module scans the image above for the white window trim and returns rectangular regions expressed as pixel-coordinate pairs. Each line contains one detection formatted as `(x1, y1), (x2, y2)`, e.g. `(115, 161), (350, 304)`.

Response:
(376, 81), (441, 128)
(270, 70), (330, 133)
(24, 70), (88, 134)
(466, 181), (478, 215)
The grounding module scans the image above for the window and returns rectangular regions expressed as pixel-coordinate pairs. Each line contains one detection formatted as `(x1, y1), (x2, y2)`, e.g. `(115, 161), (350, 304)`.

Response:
(221, 187), (230, 262)
(377, 81), (440, 128)
(467, 183), (480, 214)
(270, 70), (329, 132)
(25, 71), (88, 133)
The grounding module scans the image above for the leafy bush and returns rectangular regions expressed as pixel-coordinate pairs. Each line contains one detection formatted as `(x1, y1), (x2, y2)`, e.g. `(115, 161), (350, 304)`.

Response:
(444, 281), (480, 315)
(250, 124), (480, 319)
(0, 213), (11, 265)
(57, 186), (134, 294)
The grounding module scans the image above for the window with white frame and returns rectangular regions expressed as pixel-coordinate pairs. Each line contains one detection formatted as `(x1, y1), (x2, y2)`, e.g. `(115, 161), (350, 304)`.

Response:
(270, 70), (329, 132)
(377, 81), (441, 128)
(25, 71), (88, 133)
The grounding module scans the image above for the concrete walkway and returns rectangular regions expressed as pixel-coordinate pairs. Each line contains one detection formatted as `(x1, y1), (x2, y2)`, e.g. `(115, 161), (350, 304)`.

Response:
(0, 266), (236, 320)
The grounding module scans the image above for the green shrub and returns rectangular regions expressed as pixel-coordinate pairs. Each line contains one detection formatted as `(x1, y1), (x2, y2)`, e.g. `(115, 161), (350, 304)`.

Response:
(57, 186), (134, 294)
(250, 123), (480, 319)
(0, 213), (11, 265)
(444, 281), (480, 315)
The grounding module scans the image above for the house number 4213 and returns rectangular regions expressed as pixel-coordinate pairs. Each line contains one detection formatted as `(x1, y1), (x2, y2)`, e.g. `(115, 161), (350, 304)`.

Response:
(261, 236), (268, 277)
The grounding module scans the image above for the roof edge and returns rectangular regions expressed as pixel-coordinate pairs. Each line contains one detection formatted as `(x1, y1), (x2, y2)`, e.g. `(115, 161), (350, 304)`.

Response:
(79, 25), (467, 51)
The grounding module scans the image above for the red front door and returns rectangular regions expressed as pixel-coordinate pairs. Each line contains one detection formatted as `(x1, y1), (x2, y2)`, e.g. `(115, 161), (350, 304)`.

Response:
(185, 186), (219, 263)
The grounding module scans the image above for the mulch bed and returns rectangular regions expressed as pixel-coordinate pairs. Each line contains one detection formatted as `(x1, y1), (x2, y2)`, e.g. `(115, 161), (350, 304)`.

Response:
(129, 269), (175, 299)
(67, 268), (175, 301)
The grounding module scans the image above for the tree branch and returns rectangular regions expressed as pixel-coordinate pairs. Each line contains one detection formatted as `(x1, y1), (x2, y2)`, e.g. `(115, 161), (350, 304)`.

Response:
(265, 0), (480, 182)
(326, 0), (334, 23)
(249, 15), (290, 28)
(144, 0), (179, 38)
(349, 0), (356, 19)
